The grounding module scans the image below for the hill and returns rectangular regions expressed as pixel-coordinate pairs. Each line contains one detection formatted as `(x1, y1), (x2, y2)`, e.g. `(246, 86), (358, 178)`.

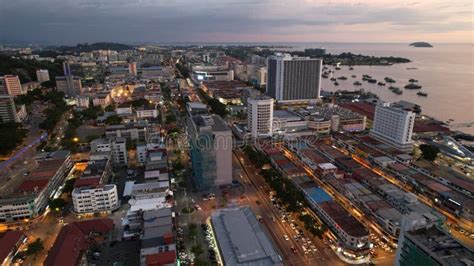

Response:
(0, 55), (64, 83)
(53, 42), (134, 53)
(410, 42), (433, 48)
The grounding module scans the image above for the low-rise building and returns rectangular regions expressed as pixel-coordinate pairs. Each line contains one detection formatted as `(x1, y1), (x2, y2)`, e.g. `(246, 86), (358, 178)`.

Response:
(72, 184), (119, 214)
(0, 231), (26, 266)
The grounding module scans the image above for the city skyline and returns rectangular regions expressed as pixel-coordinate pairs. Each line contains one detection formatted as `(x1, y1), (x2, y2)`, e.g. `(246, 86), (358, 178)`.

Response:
(0, 0), (472, 45)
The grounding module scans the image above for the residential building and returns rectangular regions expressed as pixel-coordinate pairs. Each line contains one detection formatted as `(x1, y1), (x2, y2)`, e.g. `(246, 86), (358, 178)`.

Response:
(188, 114), (233, 190)
(75, 96), (90, 109)
(92, 91), (112, 107)
(267, 53), (322, 102)
(210, 206), (282, 266)
(370, 103), (415, 152)
(247, 96), (274, 138)
(0, 95), (18, 123)
(0, 75), (25, 96)
(36, 69), (50, 83)
(136, 103), (159, 119)
(55, 76), (82, 97)
(105, 121), (149, 141)
(90, 138), (128, 166)
(72, 184), (119, 214)
(129, 62), (137, 76)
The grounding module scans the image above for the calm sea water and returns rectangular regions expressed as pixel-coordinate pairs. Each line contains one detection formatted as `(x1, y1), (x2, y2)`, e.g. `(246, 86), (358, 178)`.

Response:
(170, 42), (474, 134)
(310, 43), (474, 135)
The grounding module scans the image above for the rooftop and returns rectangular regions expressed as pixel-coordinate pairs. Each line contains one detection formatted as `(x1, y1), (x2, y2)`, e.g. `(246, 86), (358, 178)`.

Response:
(211, 206), (282, 266)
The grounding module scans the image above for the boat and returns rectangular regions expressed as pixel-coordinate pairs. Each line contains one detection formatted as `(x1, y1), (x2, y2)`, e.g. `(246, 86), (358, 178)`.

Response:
(337, 76), (348, 80)
(389, 86), (403, 95)
(351, 75), (357, 78)
(349, 67), (354, 70)
(335, 67), (342, 70)
(406, 67), (418, 70)
(404, 83), (422, 89)
(334, 82), (339, 86)
(322, 74), (329, 79)
(377, 82), (386, 86)
(353, 81), (362, 86)
(368, 79), (377, 84)
(384, 77), (396, 83)
(409, 78), (418, 83)
(330, 77), (337, 81)
(417, 91), (428, 96)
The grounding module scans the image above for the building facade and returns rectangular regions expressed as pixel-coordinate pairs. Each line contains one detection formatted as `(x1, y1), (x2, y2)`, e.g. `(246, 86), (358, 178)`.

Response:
(267, 53), (322, 102)
(36, 69), (50, 83)
(370, 103), (415, 152)
(55, 76), (83, 97)
(247, 96), (274, 138)
(0, 75), (25, 96)
(72, 184), (119, 214)
(188, 114), (233, 190)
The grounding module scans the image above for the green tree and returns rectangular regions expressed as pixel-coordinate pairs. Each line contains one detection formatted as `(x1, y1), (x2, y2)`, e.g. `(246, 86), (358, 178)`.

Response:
(105, 115), (122, 125)
(25, 238), (44, 256)
(49, 198), (67, 212)
(63, 178), (77, 194)
(419, 144), (440, 161)
(104, 103), (116, 112)
(191, 244), (204, 257)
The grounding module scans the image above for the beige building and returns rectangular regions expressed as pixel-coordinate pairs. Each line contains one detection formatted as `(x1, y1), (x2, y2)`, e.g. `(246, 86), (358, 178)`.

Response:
(0, 75), (25, 96)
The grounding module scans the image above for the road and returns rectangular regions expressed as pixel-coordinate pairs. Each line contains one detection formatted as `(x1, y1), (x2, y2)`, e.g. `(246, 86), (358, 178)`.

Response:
(234, 150), (347, 266)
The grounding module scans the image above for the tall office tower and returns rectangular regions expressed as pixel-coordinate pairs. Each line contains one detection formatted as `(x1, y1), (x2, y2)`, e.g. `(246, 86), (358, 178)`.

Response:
(36, 69), (50, 83)
(188, 114), (233, 190)
(247, 96), (274, 138)
(0, 95), (18, 122)
(266, 53), (322, 102)
(129, 62), (137, 76)
(370, 102), (415, 152)
(56, 62), (83, 97)
(55, 76), (83, 97)
(0, 75), (25, 96)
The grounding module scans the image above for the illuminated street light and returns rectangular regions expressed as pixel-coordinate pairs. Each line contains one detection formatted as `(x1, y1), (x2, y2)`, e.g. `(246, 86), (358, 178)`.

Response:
(73, 137), (79, 142)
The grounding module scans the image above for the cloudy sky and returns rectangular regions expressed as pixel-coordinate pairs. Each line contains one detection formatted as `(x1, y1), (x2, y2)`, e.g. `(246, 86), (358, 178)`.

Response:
(0, 0), (472, 44)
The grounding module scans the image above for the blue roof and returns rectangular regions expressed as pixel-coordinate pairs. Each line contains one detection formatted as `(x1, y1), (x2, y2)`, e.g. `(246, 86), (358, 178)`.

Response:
(305, 187), (333, 203)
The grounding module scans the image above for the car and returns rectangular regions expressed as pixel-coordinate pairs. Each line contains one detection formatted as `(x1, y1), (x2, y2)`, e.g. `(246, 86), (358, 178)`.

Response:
(470, 234), (474, 239)
(291, 246), (297, 253)
(284, 235), (289, 241)
(460, 229), (466, 234)
(194, 204), (202, 211)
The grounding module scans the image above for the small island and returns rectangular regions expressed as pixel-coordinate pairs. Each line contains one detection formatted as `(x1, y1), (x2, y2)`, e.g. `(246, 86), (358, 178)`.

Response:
(410, 42), (433, 48)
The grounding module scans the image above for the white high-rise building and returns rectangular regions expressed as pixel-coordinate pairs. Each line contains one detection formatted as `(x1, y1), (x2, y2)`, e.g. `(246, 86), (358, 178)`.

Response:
(72, 184), (119, 214)
(267, 53), (322, 102)
(370, 103), (415, 152)
(36, 69), (50, 83)
(247, 96), (274, 138)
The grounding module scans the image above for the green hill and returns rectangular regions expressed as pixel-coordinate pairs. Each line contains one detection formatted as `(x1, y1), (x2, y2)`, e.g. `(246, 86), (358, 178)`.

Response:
(0, 55), (63, 83)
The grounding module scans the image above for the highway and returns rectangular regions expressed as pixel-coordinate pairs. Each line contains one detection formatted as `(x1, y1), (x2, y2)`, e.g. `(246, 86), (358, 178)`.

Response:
(234, 150), (347, 266)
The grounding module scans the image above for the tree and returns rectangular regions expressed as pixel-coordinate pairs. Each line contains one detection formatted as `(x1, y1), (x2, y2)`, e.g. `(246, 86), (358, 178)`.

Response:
(188, 223), (198, 240)
(49, 198), (67, 212)
(81, 105), (103, 120)
(419, 144), (440, 161)
(41, 80), (56, 89)
(0, 122), (28, 155)
(165, 114), (176, 124)
(25, 238), (44, 256)
(104, 103), (116, 112)
(105, 115), (122, 125)
(63, 178), (77, 194)
(191, 244), (204, 257)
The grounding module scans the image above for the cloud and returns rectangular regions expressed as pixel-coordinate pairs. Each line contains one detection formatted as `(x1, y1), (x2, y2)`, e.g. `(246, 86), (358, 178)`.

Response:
(0, 0), (471, 44)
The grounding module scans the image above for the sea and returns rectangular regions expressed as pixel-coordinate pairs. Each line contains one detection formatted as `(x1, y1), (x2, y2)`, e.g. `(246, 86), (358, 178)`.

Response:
(171, 42), (474, 135)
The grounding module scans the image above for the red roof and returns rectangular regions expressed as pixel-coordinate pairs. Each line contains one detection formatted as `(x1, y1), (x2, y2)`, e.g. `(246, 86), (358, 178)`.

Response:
(17, 179), (49, 193)
(146, 250), (176, 266)
(74, 177), (101, 188)
(44, 219), (114, 266)
(0, 231), (24, 263)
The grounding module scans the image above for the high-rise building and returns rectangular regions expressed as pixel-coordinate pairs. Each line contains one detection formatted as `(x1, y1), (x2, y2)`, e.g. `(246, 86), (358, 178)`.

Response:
(129, 62), (137, 76)
(36, 69), (50, 83)
(0, 75), (25, 96)
(247, 96), (274, 138)
(188, 114), (233, 190)
(90, 138), (128, 166)
(370, 103), (415, 152)
(0, 95), (18, 123)
(266, 53), (322, 102)
(55, 75), (82, 97)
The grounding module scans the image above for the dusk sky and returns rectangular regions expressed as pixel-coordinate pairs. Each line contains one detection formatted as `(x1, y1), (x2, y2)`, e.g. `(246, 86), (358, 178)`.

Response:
(0, 0), (472, 44)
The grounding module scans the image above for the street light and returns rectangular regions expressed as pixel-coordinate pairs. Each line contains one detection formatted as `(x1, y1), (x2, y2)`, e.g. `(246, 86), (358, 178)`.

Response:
(73, 137), (79, 142)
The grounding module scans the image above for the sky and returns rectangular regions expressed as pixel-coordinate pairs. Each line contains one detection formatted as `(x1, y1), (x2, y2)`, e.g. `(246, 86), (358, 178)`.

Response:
(0, 0), (472, 45)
